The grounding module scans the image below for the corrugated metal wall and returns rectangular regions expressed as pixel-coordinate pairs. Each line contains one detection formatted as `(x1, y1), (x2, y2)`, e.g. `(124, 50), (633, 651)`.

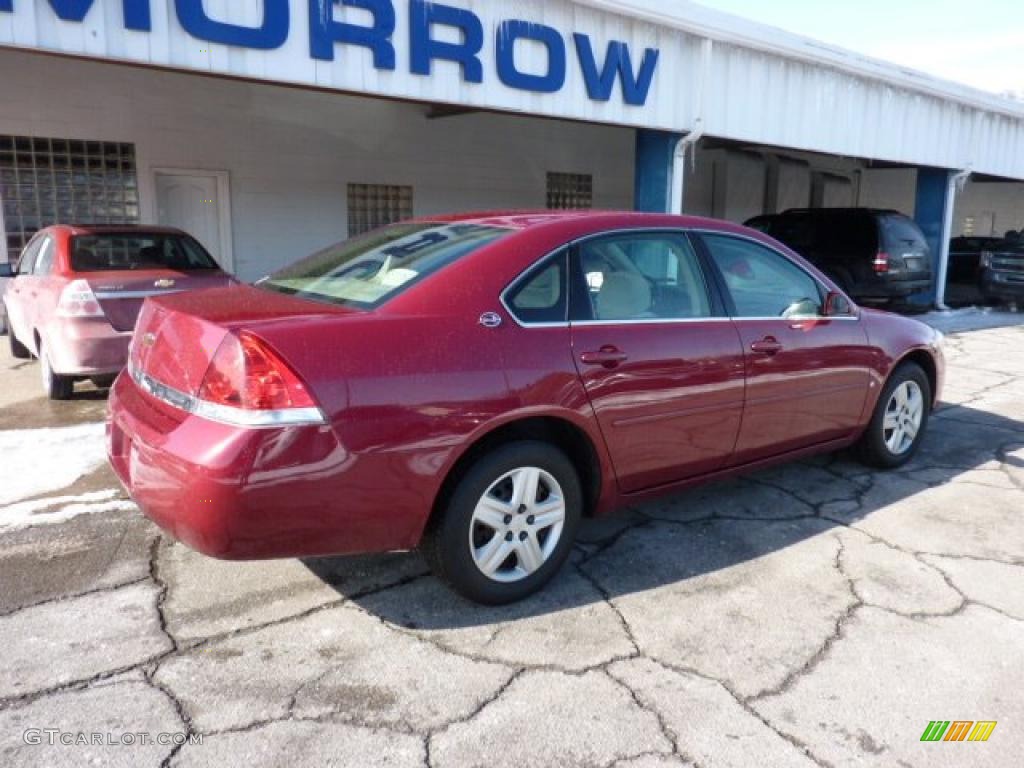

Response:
(1, 0), (1023, 178)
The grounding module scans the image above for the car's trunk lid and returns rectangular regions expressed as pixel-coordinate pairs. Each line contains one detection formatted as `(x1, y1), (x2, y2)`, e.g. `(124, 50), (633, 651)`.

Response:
(130, 283), (359, 397)
(89, 271), (234, 332)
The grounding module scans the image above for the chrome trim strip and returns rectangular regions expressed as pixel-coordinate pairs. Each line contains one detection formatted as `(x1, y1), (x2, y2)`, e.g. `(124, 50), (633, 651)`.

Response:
(128, 362), (327, 429)
(570, 317), (732, 327)
(568, 316), (859, 326)
(95, 289), (185, 300)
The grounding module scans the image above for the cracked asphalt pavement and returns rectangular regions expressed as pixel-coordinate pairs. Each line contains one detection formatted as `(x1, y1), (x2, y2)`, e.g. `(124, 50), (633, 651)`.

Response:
(1, 314), (1022, 767)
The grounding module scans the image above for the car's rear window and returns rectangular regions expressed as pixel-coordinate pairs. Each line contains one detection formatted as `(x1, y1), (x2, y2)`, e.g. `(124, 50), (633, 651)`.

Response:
(881, 216), (927, 250)
(257, 222), (510, 309)
(71, 233), (219, 272)
(762, 214), (816, 252)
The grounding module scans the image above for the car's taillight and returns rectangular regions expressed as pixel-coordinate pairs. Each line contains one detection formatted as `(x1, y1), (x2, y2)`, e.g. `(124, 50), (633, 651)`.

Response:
(873, 252), (890, 274)
(199, 332), (316, 411)
(56, 279), (104, 318)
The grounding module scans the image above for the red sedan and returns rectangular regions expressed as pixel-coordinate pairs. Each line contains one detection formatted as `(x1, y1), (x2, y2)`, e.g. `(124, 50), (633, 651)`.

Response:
(2, 225), (233, 399)
(107, 212), (944, 604)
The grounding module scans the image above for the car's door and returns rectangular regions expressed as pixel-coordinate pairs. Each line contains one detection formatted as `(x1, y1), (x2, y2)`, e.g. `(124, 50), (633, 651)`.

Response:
(5, 235), (43, 348)
(697, 232), (874, 464)
(570, 230), (745, 493)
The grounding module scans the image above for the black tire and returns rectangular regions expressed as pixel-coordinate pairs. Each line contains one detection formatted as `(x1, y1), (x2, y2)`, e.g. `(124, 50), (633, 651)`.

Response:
(8, 323), (30, 359)
(856, 362), (931, 469)
(422, 440), (583, 605)
(39, 341), (74, 400)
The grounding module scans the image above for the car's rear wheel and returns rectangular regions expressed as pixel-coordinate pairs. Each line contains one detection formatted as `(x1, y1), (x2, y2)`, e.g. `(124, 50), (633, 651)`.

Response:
(39, 341), (74, 400)
(422, 440), (582, 605)
(856, 362), (931, 469)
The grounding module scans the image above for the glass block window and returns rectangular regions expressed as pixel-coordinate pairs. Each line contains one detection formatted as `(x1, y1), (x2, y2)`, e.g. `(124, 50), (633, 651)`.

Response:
(347, 183), (413, 237)
(547, 172), (593, 210)
(0, 135), (139, 262)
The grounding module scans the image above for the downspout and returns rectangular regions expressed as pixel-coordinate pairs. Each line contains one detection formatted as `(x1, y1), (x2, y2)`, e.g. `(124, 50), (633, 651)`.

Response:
(935, 168), (972, 309)
(670, 38), (713, 214)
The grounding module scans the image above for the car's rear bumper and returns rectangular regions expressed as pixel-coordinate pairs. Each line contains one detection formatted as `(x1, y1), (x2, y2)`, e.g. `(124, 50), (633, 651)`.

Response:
(107, 372), (423, 559)
(43, 317), (131, 376)
(854, 277), (933, 300)
(981, 270), (1024, 300)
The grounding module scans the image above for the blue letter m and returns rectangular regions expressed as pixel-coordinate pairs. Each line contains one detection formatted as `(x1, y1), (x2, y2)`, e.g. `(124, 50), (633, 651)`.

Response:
(0, 0), (151, 30)
(574, 33), (659, 106)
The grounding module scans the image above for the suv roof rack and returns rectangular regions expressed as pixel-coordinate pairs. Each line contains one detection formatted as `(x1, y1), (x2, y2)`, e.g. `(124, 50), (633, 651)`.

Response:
(779, 207), (903, 216)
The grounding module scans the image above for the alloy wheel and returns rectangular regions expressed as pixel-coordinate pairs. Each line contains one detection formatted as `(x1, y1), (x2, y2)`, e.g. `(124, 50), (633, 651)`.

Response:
(883, 380), (924, 456)
(468, 466), (566, 583)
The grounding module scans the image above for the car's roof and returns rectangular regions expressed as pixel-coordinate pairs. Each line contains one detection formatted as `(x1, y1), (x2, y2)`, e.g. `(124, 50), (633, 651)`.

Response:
(40, 223), (189, 236)
(413, 209), (743, 232)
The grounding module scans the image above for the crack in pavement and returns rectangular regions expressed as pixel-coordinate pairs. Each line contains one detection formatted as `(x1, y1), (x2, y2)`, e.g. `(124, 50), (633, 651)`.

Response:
(602, 667), (702, 768)
(746, 537), (862, 705)
(633, 656), (836, 768)
(0, 575), (150, 619)
(423, 667), (527, 766)
(3, 326), (1022, 766)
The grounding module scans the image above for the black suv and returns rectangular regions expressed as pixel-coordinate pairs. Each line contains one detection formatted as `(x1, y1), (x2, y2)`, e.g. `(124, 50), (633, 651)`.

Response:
(745, 208), (933, 303)
(980, 231), (1024, 304)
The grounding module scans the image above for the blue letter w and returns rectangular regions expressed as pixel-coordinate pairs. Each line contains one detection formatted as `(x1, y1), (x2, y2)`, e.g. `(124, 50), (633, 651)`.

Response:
(574, 33), (659, 106)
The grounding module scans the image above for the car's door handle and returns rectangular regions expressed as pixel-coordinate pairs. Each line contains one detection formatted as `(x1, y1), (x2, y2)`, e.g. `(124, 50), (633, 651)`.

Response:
(580, 347), (629, 368)
(750, 337), (783, 356)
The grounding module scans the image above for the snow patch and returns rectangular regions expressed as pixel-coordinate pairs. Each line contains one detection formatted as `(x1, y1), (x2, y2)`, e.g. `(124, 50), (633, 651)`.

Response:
(0, 489), (136, 530)
(921, 305), (1022, 334)
(0, 422), (108, 505)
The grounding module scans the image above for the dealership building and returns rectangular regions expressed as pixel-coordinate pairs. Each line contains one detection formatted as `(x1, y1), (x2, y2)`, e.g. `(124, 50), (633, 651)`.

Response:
(2, 0), (1024, 305)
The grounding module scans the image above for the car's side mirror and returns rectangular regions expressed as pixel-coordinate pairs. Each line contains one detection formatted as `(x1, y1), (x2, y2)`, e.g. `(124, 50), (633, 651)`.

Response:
(0, 263), (13, 279)
(824, 291), (854, 317)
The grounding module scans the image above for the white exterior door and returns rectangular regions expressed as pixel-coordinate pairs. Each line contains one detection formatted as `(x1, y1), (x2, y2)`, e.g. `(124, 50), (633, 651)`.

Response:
(154, 170), (233, 272)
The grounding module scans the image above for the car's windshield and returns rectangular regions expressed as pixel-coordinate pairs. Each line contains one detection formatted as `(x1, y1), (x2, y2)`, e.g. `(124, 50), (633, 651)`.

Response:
(257, 223), (510, 309)
(71, 233), (219, 272)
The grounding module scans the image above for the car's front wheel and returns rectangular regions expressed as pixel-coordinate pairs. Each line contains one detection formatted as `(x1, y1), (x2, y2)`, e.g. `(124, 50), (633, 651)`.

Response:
(39, 341), (74, 400)
(856, 362), (931, 468)
(422, 441), (582, 605)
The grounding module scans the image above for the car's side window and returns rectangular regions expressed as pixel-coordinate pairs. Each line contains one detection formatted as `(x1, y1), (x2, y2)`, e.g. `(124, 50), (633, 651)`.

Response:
(505, 251), (567, 325)
(702, 234), (824, 319)
(33, 237), (54, 275)
(16, 238), (42, 276)
(573, 233), (712, 322)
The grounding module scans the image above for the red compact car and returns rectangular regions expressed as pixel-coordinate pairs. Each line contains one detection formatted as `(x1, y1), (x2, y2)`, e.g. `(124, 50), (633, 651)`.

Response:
(107, 212), (944, 604)
(2, 225), (234, 399)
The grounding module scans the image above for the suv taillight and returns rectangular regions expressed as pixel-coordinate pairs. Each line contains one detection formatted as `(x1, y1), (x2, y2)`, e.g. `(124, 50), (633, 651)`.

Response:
(873, 252), (890, 274)
(56, 279), (105, 318)
(198, 332), (316, 412)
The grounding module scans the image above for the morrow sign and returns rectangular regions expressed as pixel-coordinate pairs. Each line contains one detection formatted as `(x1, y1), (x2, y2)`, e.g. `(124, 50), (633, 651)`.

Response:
(0, 0), (661, 106)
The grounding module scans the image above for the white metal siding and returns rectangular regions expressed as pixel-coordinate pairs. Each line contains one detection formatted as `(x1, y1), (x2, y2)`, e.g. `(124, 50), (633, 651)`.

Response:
(0, 0), (700, 133)
(3, 1), (1024, 179)
(0, 50), (634, 280)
